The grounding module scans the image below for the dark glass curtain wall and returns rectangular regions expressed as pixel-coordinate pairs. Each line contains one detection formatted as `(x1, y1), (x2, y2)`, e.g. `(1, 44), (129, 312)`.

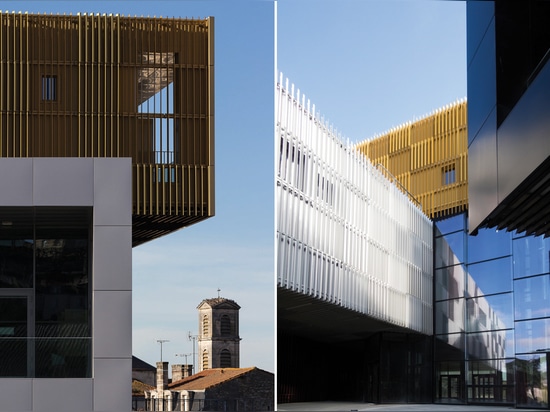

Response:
(0, 207), (91, 378)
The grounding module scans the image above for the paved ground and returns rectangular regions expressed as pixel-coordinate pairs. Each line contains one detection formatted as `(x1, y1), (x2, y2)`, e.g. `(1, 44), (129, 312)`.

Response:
(277, 401), (543, 411)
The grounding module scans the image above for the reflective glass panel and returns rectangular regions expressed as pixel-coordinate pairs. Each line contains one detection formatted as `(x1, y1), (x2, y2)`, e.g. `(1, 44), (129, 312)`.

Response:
(435, 334), (465, 359)
(515, 275), (550, 321)
(467, 330), (515, 360)
(435, 361), (465, 403)
(35, 210), (90, 339)
(516, 354), (548, 408)
(35, 338), (91, 378)
(467, 359), (515, 403)
(0, 297), (27, 376)
(468, 228), (511, 265)
(436, 232), (464, 269)
(515, 318), (550, 354)
(435, 214), (466, 237)
(436, 298), (465, 334)
(466, 257), (512, 297)
(436, 264), (465, 300)
(513, 235), (550, 278)
(467, 293), (513, 332)
(0, 208), (34, 288)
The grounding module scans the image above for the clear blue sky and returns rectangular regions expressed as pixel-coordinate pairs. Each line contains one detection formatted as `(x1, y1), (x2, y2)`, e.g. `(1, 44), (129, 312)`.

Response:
(277, 0), (467, 143)
(8, 1), (275, 373)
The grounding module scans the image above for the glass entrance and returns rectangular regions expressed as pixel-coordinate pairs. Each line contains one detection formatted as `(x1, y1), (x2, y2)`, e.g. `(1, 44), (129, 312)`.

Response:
(440, 375), (461, 400)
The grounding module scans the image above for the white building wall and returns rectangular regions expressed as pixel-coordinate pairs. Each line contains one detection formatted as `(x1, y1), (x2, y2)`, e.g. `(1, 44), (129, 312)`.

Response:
(276, 76), (433, 334)
(0, 158), (132, 412)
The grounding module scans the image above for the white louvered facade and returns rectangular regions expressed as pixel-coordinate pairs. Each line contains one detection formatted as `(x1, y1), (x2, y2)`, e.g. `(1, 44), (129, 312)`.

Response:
(276, 75), (434, 335)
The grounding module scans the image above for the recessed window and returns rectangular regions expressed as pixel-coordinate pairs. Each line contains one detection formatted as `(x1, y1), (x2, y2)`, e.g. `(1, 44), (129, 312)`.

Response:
(443, 165), (456, 185)
(41, 75), (57, 101)
(220, 349), (231, 368)
(220, 315), (231, 336)
(202, 350), (209, 370)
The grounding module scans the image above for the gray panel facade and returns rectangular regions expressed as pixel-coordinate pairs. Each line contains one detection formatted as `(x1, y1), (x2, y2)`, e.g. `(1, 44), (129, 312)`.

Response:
(0, 158), (132, 412)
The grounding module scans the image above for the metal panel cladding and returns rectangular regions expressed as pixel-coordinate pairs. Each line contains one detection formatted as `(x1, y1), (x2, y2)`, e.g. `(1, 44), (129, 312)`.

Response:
(276, 75), (434, 335)
(0, 12), (215, 245)
(357, 101), (468, 220)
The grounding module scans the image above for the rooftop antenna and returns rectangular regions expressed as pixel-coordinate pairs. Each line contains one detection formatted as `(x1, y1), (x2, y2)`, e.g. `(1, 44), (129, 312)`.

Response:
(156, 339), (170, 363)
(217, 288), (221, 298)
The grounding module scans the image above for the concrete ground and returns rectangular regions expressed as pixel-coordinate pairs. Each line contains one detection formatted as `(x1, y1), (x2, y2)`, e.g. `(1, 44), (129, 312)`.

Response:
(277, 401), (543, 411)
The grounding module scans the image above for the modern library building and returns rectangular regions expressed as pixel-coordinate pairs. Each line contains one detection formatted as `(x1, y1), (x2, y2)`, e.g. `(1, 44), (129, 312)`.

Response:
(277, 0), (550, 408)
(0, 12), (214, 412)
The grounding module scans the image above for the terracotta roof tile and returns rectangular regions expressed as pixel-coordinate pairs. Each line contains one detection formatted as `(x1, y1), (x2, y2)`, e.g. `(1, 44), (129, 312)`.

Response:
(168, 367), (256, 390)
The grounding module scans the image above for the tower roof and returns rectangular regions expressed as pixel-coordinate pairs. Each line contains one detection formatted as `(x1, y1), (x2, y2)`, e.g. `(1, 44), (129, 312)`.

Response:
(197, 297), (240, 310)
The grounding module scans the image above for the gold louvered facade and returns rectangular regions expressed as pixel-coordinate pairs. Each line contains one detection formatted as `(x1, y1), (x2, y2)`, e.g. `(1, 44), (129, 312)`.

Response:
(357, 101), (467, 219)
(0, 12), (214, 245)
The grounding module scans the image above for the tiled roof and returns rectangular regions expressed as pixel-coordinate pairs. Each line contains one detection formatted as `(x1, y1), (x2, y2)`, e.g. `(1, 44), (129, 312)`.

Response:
(132, 379), (155, 395)
(168, 367), (256, 390)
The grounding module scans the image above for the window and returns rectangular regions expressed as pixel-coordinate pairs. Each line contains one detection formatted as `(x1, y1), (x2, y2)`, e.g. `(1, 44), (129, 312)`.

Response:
(220, 349), (231, 368)
(0, 207), (91, 378)
(137, 52), (176, 165)
(202, 350), (209, 370)
(41, 75), (57, 101)
(443, 165), (456, 185)
(220, 315), (231, 336)
(202, 314), (209, 336)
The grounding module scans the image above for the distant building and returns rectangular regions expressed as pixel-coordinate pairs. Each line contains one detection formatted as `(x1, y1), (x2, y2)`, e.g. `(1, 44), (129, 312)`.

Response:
(144, 297), (273, 411)
(197, 297), (241, 372)
(133, 356), (157, 388)
(145, 364), (273, 411)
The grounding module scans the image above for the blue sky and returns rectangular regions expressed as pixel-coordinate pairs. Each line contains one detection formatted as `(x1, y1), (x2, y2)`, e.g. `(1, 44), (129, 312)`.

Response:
(277, 0), (467, 142)
(7, 1), (275, 373)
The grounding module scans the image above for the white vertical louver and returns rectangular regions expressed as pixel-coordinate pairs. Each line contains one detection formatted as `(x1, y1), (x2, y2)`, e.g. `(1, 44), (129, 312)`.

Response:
(276, 74), (434, 335)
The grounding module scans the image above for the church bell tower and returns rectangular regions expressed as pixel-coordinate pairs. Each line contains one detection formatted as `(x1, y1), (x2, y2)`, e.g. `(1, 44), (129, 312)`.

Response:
(197, 295), (241, 372)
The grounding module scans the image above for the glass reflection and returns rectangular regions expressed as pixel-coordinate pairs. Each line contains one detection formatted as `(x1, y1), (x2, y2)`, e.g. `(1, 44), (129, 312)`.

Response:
(436, 232), (464, 269)
(467, 359), (514, 403)
(0, 208), (34, 288)
(468, 330), (515, 360)
(435, 333), (465, 359)
(35, 338), (91, 378)
(436, 299), (465, 335)
(467, 293), (513, 333)
(468, 229), (511, 264)
(35, 235), (89, 338)
(435, 214), (466, 237)
(435, 361), (465, 403)
(513, 235), (550, 278)
(515, 318), (550, 354)
(467, 257), (512, 297)
(436, 264), (465, 300)
(515, 275), (550, 321)
(0, 297), (27, 377)
(516, 354), (548, 408)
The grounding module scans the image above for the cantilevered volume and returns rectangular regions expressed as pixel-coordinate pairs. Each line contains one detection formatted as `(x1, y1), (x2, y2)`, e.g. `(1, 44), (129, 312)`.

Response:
(277, 75), (433, 335)
(0, 12), (215, 245)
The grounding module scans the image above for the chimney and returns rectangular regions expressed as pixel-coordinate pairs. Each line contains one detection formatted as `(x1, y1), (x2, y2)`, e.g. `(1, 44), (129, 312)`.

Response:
(172, 364), (194, 381)
(172, 364), (184, 382)
(156, 362), (168, 391)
